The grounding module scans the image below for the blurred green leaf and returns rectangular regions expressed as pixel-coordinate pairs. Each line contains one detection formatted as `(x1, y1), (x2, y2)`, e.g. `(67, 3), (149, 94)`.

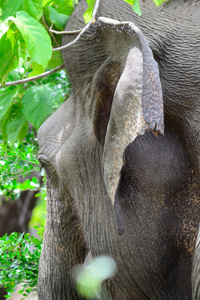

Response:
(22, 84), (58, 128)
(76, 256), (117, 299)
(0, 88), (18, 120)
(1, 103), (28, 143)
(48, 6), (69, 29)
(48, 50), (63, 69)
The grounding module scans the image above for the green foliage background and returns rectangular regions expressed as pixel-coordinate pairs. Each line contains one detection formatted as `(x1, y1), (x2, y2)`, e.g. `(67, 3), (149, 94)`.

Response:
(0, 1), (75, 298)
(0, 228), (44, 299)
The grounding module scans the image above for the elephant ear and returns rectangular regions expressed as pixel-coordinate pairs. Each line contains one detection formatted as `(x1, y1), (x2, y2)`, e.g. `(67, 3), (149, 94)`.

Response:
(92, 17), (164, 209)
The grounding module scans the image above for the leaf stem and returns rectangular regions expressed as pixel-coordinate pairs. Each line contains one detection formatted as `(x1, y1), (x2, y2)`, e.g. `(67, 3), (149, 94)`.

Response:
(42, 15), (60, 47)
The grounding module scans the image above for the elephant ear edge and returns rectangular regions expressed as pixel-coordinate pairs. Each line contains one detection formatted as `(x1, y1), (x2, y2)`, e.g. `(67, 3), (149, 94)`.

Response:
(95, 17), (164, 210)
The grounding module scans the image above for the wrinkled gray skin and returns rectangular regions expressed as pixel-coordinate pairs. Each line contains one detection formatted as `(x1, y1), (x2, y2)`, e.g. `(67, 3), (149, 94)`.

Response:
(37, 0), (200, 299)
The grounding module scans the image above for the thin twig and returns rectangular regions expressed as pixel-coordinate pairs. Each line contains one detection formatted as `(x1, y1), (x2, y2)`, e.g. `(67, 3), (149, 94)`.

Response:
(92, 0), (100, 18)
(42, 14), (60, 47)
(0, 65), (64, 88)
(49, 24), (83, 35)
(52, 20), (94, 52)
(52, 0), (101, 52)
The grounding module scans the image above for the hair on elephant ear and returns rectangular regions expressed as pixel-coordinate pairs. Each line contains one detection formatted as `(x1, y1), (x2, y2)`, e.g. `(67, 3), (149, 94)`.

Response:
(91, 17), (164, 234)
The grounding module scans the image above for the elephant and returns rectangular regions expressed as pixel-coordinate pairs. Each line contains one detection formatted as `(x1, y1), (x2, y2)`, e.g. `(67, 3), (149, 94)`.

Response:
(37, 0), (200, 299)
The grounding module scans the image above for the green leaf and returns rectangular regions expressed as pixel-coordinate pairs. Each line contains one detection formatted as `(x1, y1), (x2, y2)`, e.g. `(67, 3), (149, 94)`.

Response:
(8, 11), (52, 69)
(76, 256), (117, 299)
(28, 61), (45, 77)
(1, 104), (28, 143)
(48, 51), (63, 69)
(154, 0), (168, 6)
(123, 0), (134, 4)
(42, 0), (51, 6)
(56, 0), (75, 16)
(22, 84), (57, 128)
(0, 0), (22, 20)
(48, 6), (69, 30)
(22, 0), (43, 20)
(0, 88), (18, 120)
(132, 0), (141, 16)
(0, 29), (19, 84)
(123, 0), (141, 15)
(83, 0), (96, 24)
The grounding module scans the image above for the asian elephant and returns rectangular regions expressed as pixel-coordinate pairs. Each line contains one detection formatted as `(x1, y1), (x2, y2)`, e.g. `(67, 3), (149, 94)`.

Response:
(37, 0), (200, 299)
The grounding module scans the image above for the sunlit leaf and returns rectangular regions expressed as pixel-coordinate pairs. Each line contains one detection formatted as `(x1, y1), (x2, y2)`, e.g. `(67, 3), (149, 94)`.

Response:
(8, 11), (52, 69)
(123, 0), (141, 15)
(83, 0), (96, 24)
(42, 0), (51, 6)
(0, 29), (19, 84)
(28, 61), (44, 77)
(154, 0), (168, 6)
(0, 0), (22, 20)
(123, 0), (134, 4)
(22, 0), (43, 20)
(132, 0), (141, 16)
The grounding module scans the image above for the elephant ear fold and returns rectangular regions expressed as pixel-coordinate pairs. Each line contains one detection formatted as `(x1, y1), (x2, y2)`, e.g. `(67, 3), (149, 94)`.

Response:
(95, 17), (164, 207)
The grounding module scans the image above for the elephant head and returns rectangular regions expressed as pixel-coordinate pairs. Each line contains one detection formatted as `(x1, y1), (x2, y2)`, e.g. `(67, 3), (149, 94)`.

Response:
(37, 0), (200, 299)
(61, 15), (164, 234)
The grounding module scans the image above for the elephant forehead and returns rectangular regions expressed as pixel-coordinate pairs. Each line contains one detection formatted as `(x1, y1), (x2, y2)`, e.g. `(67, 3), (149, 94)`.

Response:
(37, 95), (77, 162)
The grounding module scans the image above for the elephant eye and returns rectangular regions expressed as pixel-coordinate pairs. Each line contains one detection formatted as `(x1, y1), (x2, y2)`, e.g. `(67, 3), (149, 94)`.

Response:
(39, 162), (44, 171)
(38, 154), (50, 170)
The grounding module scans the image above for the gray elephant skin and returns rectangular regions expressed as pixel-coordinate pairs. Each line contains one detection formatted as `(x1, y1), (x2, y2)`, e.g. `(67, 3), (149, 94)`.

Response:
(37, 0), (200, 299)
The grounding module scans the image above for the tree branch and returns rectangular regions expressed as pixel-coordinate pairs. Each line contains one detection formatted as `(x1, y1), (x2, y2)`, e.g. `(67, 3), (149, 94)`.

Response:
(52, 20), (95, 52)
(0, 65), (65, 88)
(52, 0), (101, 52)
